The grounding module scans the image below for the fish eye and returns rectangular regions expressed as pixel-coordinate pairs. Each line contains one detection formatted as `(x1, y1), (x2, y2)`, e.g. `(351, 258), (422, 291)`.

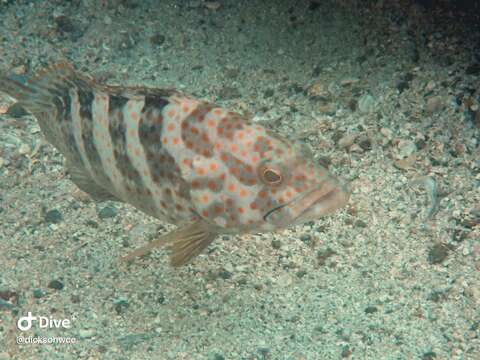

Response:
(261, 167), (282, 186)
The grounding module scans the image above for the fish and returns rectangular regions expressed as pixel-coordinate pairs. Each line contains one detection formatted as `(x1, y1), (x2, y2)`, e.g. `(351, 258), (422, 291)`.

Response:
(0, 61), (350, 266)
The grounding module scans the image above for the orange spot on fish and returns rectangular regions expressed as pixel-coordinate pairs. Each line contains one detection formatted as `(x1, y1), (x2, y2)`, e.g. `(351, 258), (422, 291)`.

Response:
(167, 123), (175, 131)
(163, 138), (168, 145)
(227, 183), (236, 192)
(208, 181), (217, 191)
(182, 104), (189, 113)
(191, 180), (200, 189)
(202, 209), (209, 217)
(239, 188), (248, 197)
(209, 163), (218, 171)
(201, 194), (209, 204)
(172, 137), (179, 145)
(182, 158), (190, 166)
(207, 119), (215, 128)
(213, 108), (222, 116)
(238, 207), (244, 214)
(134, 148), (141, 157)
(250, 202), (257, 210)
(128, 128), (135, 137)
(130, 112), (139, 121)
(167, 109), (175, 118)
(196, 167), (206, 176)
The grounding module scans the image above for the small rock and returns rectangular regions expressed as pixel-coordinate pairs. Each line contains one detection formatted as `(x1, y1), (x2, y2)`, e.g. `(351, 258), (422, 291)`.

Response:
(33, 289), (44, 299)
(428, 243), (454, 264)
(54, 15), (75, 34)
(219, 85), (241, 99)
(396, 139), (417, 159)
(78, 328), (96, 339)
(44, 209), (63, 224)
(218, 270), (232, 280)
(426, 96), (444, 113)
(48, 279), (64, 290)
(264, 88), (275, 98)
(358, 93), (376, 113)
(271, 239), (282, 249)
(425, 80), (436, 92)
(98, 205), (117, 219)
(113, 297), (130, 314)
(150, 33), (165, 46)
(18, 143), (31, 155)
(338, 133), (357, 149)
(204, 1), (221, 10)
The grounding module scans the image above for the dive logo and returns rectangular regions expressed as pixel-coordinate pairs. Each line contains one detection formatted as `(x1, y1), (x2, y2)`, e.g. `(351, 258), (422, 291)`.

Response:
(17, 312), (73, 331)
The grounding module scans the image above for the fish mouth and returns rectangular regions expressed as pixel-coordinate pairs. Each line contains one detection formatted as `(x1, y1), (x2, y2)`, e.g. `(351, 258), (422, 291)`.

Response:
(292, 183), (349, 225)
(264, 180), (349, 225)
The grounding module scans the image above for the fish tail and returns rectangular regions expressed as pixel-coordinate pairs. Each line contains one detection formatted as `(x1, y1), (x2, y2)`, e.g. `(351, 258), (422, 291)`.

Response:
(0, 61), (84, 118)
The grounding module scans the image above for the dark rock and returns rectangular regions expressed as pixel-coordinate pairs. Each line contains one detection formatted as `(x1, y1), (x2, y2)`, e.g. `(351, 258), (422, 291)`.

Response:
(55, 15), (75, 34)
(427, 243), (454, 264)
(466, 63), (480, 75)
(213, 354), (225, 360)
(150, 33), (165, 46)
(219, 85), (241, 99)
(365, 306), (378, 314)
(264, 88), (275, 98)
(271, 239), (282, 249)
(218, 270), (232, 280)
(33, 289), (44, 299)
(48, 279), (64, 290)
(308, 1), (321, 11)
(317, 248), (335, 266)
(98, 205), (117, 219)
(44, 209), (63, 224)
(296, 269), (307, 278)
(354, 219), (367, 228)
(422, 351), (437, 360)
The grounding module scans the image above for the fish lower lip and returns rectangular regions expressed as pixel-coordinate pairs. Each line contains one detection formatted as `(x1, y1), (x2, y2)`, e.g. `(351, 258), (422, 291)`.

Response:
(294, 185), (348, 224)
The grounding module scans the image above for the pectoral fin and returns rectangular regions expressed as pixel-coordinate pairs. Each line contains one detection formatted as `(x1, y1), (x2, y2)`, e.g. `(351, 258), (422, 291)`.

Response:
(121, 221), (217, 267)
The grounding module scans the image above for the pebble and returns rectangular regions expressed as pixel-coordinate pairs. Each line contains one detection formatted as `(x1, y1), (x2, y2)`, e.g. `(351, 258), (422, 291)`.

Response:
(78, 328), (96, 339)
(33, 289), (44, 299)
(98, 205), (118, 219)
(271, 239), (282, 249)
(426, 96), (444, 113)
(338, 133), (357, 149)
(358, 93), (376, 113)
(396, 140), (417, 159)
(129, 223), (157, 240)
(428, 243), (453, 264)
(150, 33), (165, 46)
(18, 143), (31, 155)
(44, 209), (63, 224)
(48, 279), (64, 290)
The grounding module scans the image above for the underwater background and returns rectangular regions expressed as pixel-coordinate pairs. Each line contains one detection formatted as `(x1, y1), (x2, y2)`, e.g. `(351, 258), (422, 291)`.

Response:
(0, 0), (479, 359)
